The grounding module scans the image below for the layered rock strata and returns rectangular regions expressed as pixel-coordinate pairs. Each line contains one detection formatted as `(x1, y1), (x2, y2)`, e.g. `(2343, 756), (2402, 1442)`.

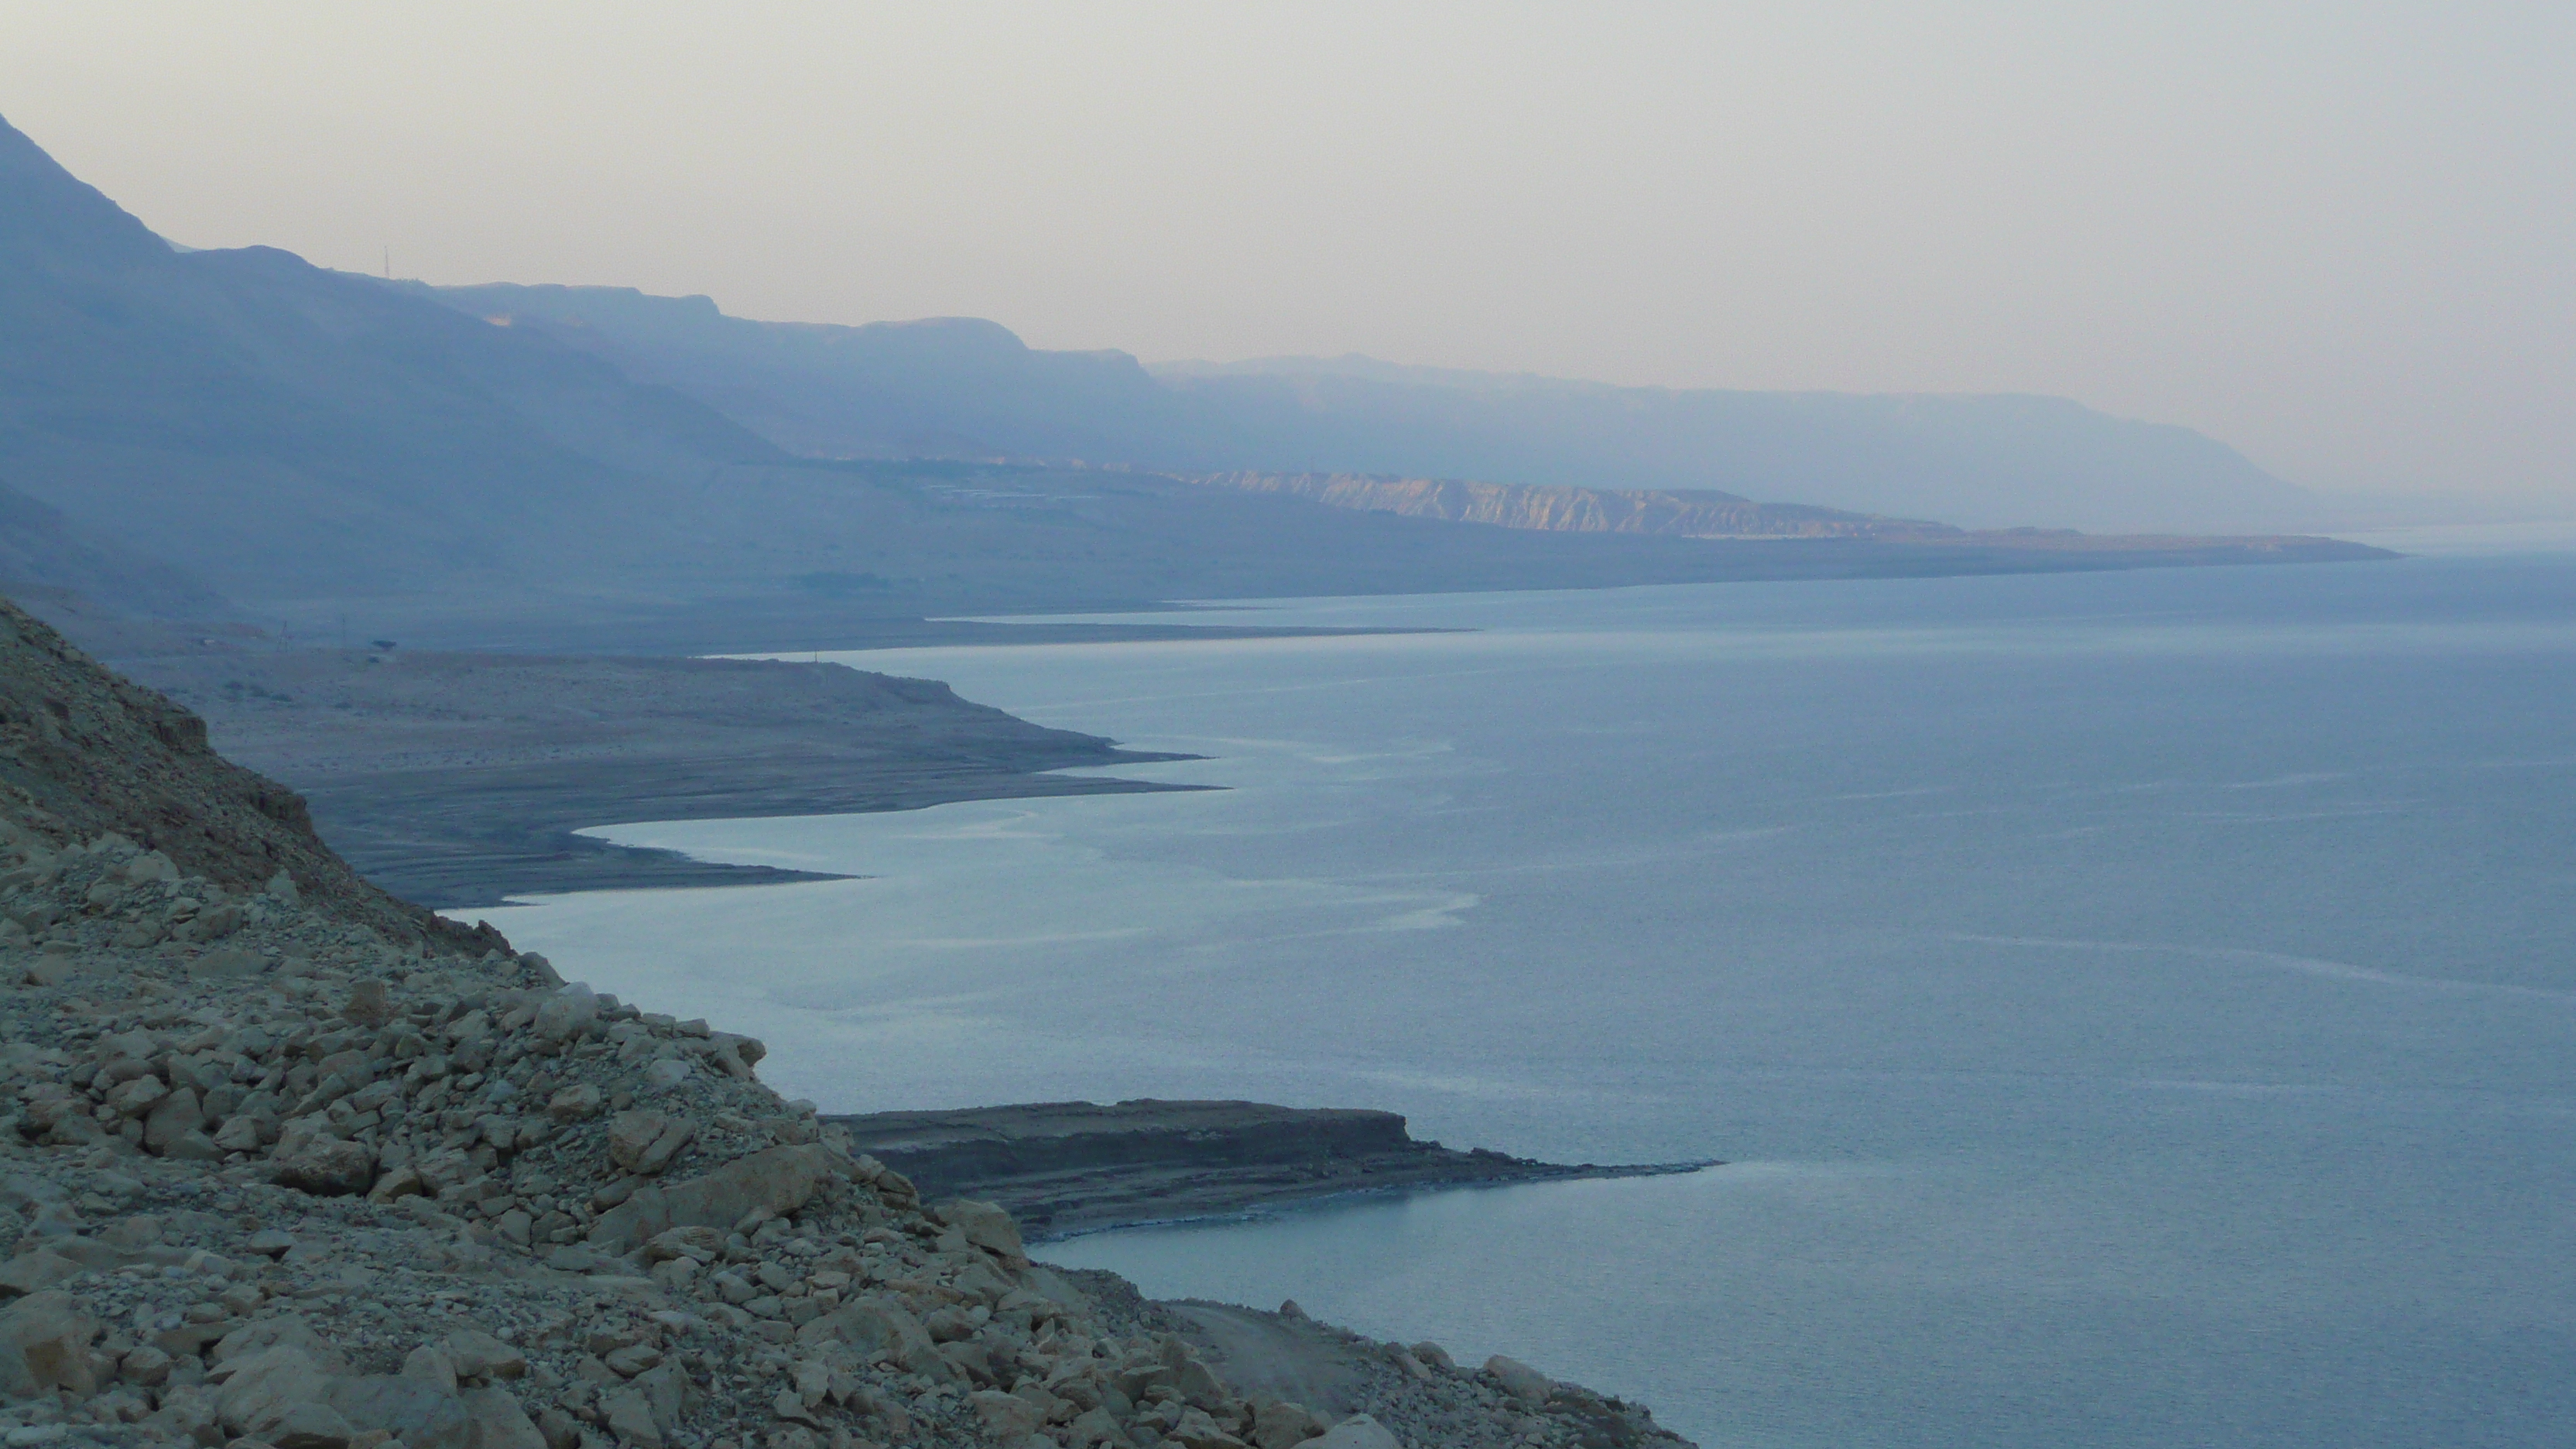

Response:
(830, 1101), (1708, 1238)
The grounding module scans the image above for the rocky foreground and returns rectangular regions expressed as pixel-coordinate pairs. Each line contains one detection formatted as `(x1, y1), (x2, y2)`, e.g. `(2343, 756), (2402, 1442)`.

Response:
(0, 597), (1697, 1447)
(0, 831), (1694, 1449)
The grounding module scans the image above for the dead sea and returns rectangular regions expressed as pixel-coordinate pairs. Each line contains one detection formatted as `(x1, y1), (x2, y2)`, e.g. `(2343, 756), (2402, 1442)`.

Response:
(481, 536), (2576, 1447)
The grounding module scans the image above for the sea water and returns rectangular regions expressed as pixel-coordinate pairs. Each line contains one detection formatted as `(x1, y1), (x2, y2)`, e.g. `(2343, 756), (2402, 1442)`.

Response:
(479, 537), (2576, 1448)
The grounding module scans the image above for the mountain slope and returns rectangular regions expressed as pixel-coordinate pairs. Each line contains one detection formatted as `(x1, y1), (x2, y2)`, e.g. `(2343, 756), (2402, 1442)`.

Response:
(0, 113), (782, 608)
(0, 478), (231, 618)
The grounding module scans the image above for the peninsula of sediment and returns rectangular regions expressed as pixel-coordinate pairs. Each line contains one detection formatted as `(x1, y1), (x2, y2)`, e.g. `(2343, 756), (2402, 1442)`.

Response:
(828, 1101), (1711, 1239)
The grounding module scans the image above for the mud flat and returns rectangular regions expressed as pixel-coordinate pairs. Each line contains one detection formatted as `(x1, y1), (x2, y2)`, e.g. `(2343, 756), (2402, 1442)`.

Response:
(101, 643), (1208, 909)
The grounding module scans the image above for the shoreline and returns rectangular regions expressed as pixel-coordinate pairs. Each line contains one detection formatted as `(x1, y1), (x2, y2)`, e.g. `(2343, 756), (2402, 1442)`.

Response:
(89, 643), (1221, 909)
(1020, 1160), (1720, 1245)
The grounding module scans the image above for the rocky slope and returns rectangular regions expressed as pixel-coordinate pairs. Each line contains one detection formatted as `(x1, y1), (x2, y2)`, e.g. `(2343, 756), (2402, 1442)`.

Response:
(0, 594), (1697, 1447)
(0, 599), (489, 952)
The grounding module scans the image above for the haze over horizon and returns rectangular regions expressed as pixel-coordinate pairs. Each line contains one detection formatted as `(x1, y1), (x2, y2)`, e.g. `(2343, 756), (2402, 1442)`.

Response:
(2, 3), (2569, 513)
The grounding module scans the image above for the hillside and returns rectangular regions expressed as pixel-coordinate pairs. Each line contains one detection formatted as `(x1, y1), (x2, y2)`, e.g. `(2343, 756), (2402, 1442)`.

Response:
(0, 112), (779, 611)
(0, 596), (485, 950)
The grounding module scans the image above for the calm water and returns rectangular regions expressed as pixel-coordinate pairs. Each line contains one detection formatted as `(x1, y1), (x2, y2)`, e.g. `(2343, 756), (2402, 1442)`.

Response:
(481, 540), (2576, 1448)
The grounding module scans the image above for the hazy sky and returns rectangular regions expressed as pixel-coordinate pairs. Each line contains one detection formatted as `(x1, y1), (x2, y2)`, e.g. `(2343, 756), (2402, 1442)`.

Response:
(3, 3), (2568, 503)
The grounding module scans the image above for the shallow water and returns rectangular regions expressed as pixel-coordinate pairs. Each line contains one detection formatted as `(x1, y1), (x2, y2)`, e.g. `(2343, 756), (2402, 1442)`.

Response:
(480, 545), (2576, 1447)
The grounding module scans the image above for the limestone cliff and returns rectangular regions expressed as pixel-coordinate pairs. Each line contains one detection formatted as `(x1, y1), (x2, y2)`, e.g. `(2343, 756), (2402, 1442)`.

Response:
(1190, 471), (1954, 541)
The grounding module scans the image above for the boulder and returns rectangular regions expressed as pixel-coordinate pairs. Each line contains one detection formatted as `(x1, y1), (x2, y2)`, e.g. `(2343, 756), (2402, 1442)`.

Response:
(588, 1145), (843, 1250)
(1254, 1402), (1331, 1449)
(1483, 1355), (1553, 1405)
(444, 1330), (527, 1383)
(0, 1248), (84, 1295)
(190, 903), (244, 941)
(600, 1384), (663, 1449)
(143, 1086), (204, 1153)
(533, 988), (598, 1043)
(216, 1344), (342, 1435)
(245, 1230), (298, 1259)
(642, 1225), (724, 1264)
(0, 1291), (99, 1396)
(343, 980), (394, 1028)
(1170, 1406), (1252, 1448)
(0, 1340), (36, 1402)
(268, 1399), (358, 1449)
(104, 1074), (170, 1118)
(461, 1384), (548, 1449)
(401, 1345), (458, 1392)
(1293, 1416), (1403, 1449)
(607, 1110), (696, 1176)
(327, 1372), (476, 1449)
(707, 1033), (765, 1079)
(276, 1139), (378, 1196)
(546, 1084), (602, 1122)
(938, 1198), (1028, 1267)
(125, 851), (178, 884)
(970, 1389), (1043, 1440)
(793, 1299), (951, 1383)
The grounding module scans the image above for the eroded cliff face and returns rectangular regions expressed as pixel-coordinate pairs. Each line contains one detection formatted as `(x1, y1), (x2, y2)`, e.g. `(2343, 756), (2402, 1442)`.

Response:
(0, 591), (1700, 1448)
(1192, 472), (1956, 541)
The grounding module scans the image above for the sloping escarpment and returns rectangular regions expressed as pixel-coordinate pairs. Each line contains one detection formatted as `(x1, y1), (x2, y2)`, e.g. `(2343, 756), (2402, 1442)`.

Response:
(828, 1100), (1712, 1238)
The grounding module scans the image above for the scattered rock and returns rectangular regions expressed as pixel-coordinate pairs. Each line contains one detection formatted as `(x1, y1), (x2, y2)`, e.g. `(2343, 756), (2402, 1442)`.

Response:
(344, 978), (394, 1027)
(275, 1139), (378, 1196)
(1484, 1354), (1554, 1404)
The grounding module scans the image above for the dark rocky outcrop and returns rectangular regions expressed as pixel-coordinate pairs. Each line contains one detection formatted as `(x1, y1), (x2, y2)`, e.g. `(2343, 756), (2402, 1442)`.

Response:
(830, 1100), (1709, 1238)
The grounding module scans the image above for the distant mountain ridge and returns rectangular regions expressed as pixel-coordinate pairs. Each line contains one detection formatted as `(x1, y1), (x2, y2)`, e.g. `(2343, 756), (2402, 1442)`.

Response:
(433, 283), (2316, 533)
(0, 112), (2379, 653)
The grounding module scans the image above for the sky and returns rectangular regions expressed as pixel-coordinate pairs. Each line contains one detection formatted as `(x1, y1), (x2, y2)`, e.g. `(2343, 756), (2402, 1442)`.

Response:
(2, 2), (2568, 507)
